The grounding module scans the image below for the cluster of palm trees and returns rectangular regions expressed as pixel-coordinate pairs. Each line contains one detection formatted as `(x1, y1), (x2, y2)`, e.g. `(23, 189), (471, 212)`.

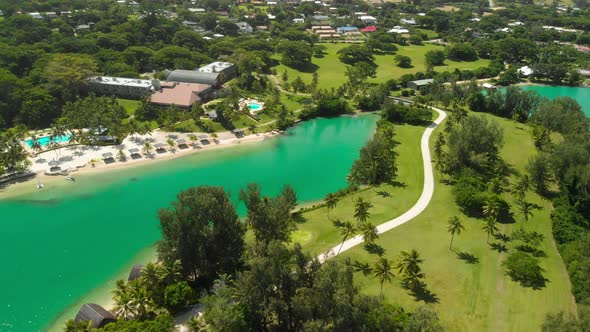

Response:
(353, 249), (427, 300)
(328, 195), (379, 256)
(112, 260), (182, 320)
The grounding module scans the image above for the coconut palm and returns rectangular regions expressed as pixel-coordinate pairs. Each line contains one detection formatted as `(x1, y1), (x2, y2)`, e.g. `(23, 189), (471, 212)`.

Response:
(158, 259), (183, 284)
(64, 319), (95, 332)
(354, 197), (373, 226)
(396, 249), (424, 276)
(248, 124), (257, 134)
(118, 149), (127, 161)
(360, 222), (379, 243)
(513, 175), (531, 200)
(402, 268), (426, 291)
(112, 280), (135, 319)
(139, 262), (161, 290)
(517, 199), (539, 224)
(29, 135), (43, 156)
(482, 218), (499, 243)
(142, 140), (152, 156)
(188, 134), (198, 147)
(129, 283), (155, 320)
(336, 221), (356, 255)
(166, 138), (175, 152)
(373, 257), (394, 299)
(324, 193), (338, 220)
(447, 216), (464, 250)
(482, 198), (501, 222)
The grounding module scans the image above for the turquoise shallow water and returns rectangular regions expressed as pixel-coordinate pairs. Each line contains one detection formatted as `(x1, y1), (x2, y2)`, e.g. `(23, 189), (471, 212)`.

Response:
(0, 115), (377, 332)
(520, 85), (590, 117)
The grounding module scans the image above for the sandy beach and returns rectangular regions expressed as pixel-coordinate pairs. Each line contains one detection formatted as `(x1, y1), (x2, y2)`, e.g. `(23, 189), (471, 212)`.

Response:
(7, 129), (280, 195)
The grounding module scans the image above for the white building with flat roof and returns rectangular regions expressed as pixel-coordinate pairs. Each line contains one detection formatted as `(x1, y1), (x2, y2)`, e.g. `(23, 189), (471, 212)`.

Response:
(88, 76), (159, 99)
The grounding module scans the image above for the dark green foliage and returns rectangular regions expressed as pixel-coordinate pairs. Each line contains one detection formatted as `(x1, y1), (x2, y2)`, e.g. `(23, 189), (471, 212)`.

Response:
(365, 32), (398, 53)
(276, 40), (312, 69)
(452, 169), (509, 217)
(531, 97), (590, 137)
(447, 43), (478, 61)
(157, 186), (245, 283)
(239, 183), (297, 247)
(496, 66), (519, 86)
(99, 313), (174, 332)
(425, 50), (445, 67)
(337, 44), (374, 65)
(382, 103), (433, 125)
(349, 120), (398, 187)
(502, 251), (546, 289)
(163, 281), (194, 311)
(444, 115), (504, 175)
(526, 153), (553, 195)
(60, 95), (127, 141)
(405, 306), (444, 332)
(395, 55), (412, 68)
(300, 89), (351, 119)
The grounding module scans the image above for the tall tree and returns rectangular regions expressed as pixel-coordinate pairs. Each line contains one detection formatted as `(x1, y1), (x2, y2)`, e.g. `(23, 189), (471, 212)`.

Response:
(45, 53), (97, 103)
(447, 216), (465, 250)
(354, 197), (373, 226)
(482, 218), (499, 243)
(361, 222), (379, 243)
(324, 193), (338, 220)
(158, 186), (245, 282)
(335, 220), (356, 255)
(373, 257), (394, 299)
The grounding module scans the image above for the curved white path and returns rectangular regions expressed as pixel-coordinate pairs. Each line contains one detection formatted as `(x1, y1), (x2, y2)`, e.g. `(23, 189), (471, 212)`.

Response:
(317, 107), (447, 263)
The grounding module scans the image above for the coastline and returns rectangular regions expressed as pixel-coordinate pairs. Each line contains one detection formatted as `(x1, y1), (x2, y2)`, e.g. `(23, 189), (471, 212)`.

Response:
(1, 130), (280, 200)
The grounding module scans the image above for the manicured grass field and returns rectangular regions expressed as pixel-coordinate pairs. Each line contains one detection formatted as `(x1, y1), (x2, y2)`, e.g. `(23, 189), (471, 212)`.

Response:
(297, 112), (575, 331)
(116, 98), (141, 116)
(273, 43), (491, 89)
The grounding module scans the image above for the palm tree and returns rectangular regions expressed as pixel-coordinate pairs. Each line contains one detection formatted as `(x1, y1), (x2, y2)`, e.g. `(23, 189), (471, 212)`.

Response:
(482, 198), (501, 222)
(373, 257), (394, 299)
(402, 268), (426, 291)
(336, 221), (356, 255)
(248, 124), (257, 135)
(324, 193), (338, 220)
(360, 222), (379, 243)
(166, 138), (175, 152)
(482, 218), (499, 243)
(513, 175), (531, 201)
(517, 199), (539, 224)
(142, 140), (152, 156)
(139, 262), (161, 290)
(129, 283), (155, 320)
(118, 149), (127, 161)
(447, 216), (465, 250)
(396, 249), (424, 276)
(188, 134), (198, 147)
(354, 197), (373, 226)
(29, 135), (43, 156)
(64, 319), (95, 332)
(112, 280), (135, 319)
(158, 259), (183, 284)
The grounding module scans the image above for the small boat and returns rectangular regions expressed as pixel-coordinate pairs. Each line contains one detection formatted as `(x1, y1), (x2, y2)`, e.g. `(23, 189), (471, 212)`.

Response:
(65, 176), (75, 182)
(36, 179), (44, 189)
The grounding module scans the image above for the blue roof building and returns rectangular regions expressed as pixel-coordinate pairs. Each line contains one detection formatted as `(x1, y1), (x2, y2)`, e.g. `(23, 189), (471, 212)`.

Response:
(337, 26), (358, 33)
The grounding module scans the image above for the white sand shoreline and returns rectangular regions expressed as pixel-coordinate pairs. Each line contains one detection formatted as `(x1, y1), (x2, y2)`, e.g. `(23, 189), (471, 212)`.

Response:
(2, 129), (280, 198)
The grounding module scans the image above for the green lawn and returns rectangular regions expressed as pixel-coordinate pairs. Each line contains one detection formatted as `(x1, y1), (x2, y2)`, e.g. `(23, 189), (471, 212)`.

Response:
(295, 120), (428, 258)
(297, 112), (575, 331)
(273, 43), (491, 90)
(117, 98), (141, 116)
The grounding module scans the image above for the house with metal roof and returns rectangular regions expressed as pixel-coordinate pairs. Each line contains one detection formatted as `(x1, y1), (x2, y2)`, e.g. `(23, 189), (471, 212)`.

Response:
(88, 76), (159, 99)
(407, 78), (434, 90)
(74, 304), (116, 328)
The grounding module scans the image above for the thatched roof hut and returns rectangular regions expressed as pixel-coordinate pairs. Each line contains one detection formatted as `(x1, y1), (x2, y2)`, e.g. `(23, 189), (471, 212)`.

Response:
(128, 264), (144, 281)
(74, 303), (116, 328)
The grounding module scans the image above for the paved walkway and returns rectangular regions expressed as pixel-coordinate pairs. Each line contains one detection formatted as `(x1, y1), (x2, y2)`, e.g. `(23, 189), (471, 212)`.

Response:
(317, 107), (447, 263)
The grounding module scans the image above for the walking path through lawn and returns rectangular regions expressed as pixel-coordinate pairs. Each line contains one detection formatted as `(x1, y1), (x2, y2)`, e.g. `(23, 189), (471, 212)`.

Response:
(317, 107), (447, 262)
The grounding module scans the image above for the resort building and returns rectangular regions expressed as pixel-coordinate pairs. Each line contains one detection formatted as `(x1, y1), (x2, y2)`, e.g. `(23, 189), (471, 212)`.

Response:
(166, 62), (236, 86)
(407, 78), (434, 90)
(389, 26), (410, 34)
(236, 22), (253, 34)
(88, 76), (159, 99)
(150, 82), (216, 108)
(400, 18), (417, 25)
(74, 303), (116, 329)
(337, 26), (358, 33)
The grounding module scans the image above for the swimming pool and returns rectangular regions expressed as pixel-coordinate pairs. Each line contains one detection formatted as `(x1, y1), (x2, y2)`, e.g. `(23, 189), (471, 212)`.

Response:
(248, 102), (262, 111)
(25, 134), (71, 148)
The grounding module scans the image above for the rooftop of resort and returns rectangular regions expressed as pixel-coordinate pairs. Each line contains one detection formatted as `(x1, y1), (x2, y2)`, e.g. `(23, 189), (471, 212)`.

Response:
(150, 82), (212, 108)
(88, 76), (157, 89)
(197, 61), (234, 73)
(74, 303), (116, 328)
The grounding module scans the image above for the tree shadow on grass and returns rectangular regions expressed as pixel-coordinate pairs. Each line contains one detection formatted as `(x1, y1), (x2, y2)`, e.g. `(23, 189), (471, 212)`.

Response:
(364, 242), (386, 256)
(389, 180), (407, 188)
(292, 212), (307, 224)
(287, 63), (319, 73)
(456, 251), (479, 264)
(490, 242), (508, 253)
(376, 190), (391, 198)
(494, 233), (511, 243)
(409, 284), (439, 304)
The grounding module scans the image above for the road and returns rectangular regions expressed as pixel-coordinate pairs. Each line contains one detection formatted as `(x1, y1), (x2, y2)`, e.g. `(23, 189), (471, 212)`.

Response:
(317, 107), (448, 263)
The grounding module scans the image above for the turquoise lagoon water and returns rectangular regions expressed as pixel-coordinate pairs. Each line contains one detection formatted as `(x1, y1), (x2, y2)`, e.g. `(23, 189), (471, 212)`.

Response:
(25, 134), (71, 148)
(520, 85), (590, 117)
(0, 115), (377, 332)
